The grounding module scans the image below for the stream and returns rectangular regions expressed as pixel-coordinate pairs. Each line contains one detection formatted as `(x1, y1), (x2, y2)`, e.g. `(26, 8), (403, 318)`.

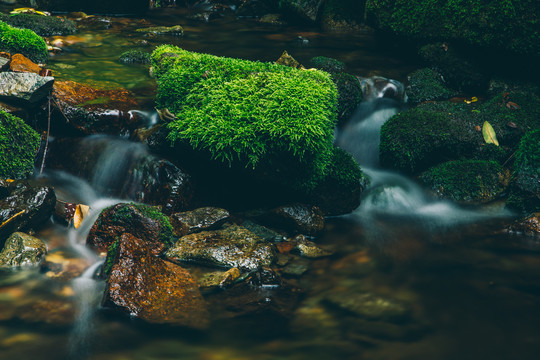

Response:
(1, 6), (540, 360)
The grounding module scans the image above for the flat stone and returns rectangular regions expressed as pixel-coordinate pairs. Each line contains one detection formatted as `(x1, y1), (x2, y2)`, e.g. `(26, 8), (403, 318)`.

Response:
(0, 232), (47, 267)
(324, 292), (410, 323)
(0, 72), (54, 104)
(169, 207), (230, 237)
(165, 224), (275, 271)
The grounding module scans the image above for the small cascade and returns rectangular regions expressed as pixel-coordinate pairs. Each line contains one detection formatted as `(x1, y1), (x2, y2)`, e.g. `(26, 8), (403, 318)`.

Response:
(336, 76), (506, 226)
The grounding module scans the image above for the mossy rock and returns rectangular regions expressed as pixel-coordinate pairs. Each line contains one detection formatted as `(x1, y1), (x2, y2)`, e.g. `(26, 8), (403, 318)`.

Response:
(421, 160), (509, 203)
(151, 45), (338, 193)
(309, 56), (345, 74)
(0, 13), (76, 36)
(380, 89), (540, 174)
(119, 50), (151, 64)
(320, 0), (366, 31)
(365, 0), (539, 55)
(0, 110), (40, 179)
(0, 21), (48, 63)
(418, 43), (489, 93)
(507, 130), (540, 215)
(406, 67), (458, 105)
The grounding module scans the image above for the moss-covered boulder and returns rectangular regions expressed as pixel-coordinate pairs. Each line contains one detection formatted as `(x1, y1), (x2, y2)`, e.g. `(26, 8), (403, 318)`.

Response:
(507, 130), (540, 214)
(420, 160), (509, 203)
(151, 45), (365, 213)
(0, 110), (40, 179)
(365, 0), (539, 55)
(380, 89), (539, 174)
(0, 13), (76, 36)
(406, 68), (458, 105)
(118, 50), (151, 65)
(0, 21), (48, 63)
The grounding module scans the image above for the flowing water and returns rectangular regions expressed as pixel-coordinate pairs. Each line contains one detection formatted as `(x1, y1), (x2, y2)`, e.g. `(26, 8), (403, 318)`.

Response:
(1, 6), (540, 360)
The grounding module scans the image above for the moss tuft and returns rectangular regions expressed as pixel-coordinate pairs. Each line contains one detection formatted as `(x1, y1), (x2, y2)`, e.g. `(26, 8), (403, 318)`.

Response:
(406, 67), (458, 105)
(0, 13), (76, 36)
(0, 20), (48, 63)
(507, 130), (540, 214)
(119, 50), (151, 65)
(421, 160), (508, 203)
(0, 111), (40, 179)
(151, 45), (338, 192)
(101, 238), (120, 278)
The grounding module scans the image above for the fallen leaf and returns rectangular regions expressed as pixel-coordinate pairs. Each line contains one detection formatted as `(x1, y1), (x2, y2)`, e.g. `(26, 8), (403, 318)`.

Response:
(475, 125), (481, 132)
(506, 101), (520, 110)
(73, 204), (90, 229)
(507, 122), (517, 128)
(464, 96), (478, 104)
(482, 121), (499, 146)
(0, 210), (25, 229)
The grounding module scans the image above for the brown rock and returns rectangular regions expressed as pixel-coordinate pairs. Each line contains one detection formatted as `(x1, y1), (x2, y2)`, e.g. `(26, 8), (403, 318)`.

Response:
(9, 54), (42, 74)
(52, 80), (140, 135)
(87, 203), (174, 255)
(506, 213), (540, 236)
(102, 233), (209, 328)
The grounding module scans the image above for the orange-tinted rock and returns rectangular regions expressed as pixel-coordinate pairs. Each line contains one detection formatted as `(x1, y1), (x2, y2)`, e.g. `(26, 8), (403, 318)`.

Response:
(507, 213), (540, 236)
(9, 54), (42, 74)
(102, 233), (209, 328)
(51, 80), (140, 135)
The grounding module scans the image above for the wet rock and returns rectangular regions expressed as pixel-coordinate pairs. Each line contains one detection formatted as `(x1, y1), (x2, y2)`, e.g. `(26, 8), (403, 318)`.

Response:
(87, 203), (174, 255)
(197, 267), (241, 290)
(281, 258), (310, 277)
(249, 266), (282, 287)
(324, 291), (411, 323)
(253, 203), (325, 236)
(275, 50), (304, 69)
(0, 56), (9, 71)
(51, 80), (140, 135)
(319, 0), (365, 31)
(294, 235), (333, 259)
(0, 12), (77, 37)
(241, 220), (285, 243)
(102, 233), (209, 328)
(119, 50), (151, 65)
(34, 0), (149, 15)
(359, 76), (406, 102)
(0, 72), (54, 104)
(165, 224), (275, 271)
(169, 207), (230, 237)
(9, 54), (42, 74)
(42, 250), (91, 281)
(506, 213), (540, 237)
(0, 181), (56, 247)
(0, 232), (47, 267)
(135, 25), (184, 36)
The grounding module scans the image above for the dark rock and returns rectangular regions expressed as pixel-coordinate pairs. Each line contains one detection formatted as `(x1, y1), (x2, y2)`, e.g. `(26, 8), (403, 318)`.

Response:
(279, 0), (324, 23)
(507, 130), (540, 214)
(87, 203), (174, 255)
(406, 68), (458, 105)
(0, 13), (76, 36)
(249, 266), (282, 287)
(0, 232), (47, 267)
(119, 50), (151, 65)
(309, 56), (345, 74)
(0, 72), (54, 104)
(420, 160), (510, 204)
(320, 0), (366, 31)
(135, 25), (183, 36)
(254, 203), (325, 236)
(51, 80), (140, 135)
(359, 76), (406, 102)
(0, 56), (9, 71)
(45, 136), (194, 213)
(102, 233), (209, 328)
(165, 224), (275, 271)
(34, 0), (149, 15)
(241, 220), (285, 243)
(0, 181), (56, 247)
(169, 207), (230, 237)
(9, 53), (42, 74)
(506, 213), (540, 237)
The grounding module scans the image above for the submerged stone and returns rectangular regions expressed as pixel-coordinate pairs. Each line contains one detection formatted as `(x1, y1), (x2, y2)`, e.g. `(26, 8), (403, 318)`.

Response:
(197, 267), (241, 290)
(506, 213), (540, 237)
(169, 207), (230, 237)
(165, 224), (275, 271)
(0, 232), (47, 267)
(254, 203), (325, 236)
(135, 25), (184, 36)
(102, 233), (209, 328)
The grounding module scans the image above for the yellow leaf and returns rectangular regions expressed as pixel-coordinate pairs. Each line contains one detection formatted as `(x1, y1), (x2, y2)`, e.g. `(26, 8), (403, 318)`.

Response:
(482, 121), (499, 146)
(73, 204), (90, 229)
(464, 96), (478, 104)
(0, 210), (25, 229)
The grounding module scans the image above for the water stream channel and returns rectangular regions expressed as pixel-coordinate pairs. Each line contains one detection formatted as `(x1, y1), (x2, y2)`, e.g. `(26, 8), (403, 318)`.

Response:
(1, 6), (539, 360)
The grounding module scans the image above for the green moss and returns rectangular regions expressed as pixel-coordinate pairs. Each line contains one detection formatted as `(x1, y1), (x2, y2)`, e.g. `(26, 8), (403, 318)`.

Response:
(119, 50), (151, 65)
(309, 56), (345, 74)
(110, 203), (175, 247)
(507, 130), (540, 214)
(333, 72), (362, 122)
(322, 147), (369, 190)
(421, 160), (508, 203)
(406, 68), (458, 105)
(101, 238), (120, 278)
(380, 89), (540, 174)
(0, 110), (40, 179)
(0, 21), (48, 63)
(151, 45), (338, 192)
(0, 13), (76, 36)
(366, 0), (539, 54)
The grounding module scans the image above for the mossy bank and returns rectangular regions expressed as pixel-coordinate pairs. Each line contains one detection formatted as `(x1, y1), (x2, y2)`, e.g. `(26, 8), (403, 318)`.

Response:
(0, 21), (48, 63)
